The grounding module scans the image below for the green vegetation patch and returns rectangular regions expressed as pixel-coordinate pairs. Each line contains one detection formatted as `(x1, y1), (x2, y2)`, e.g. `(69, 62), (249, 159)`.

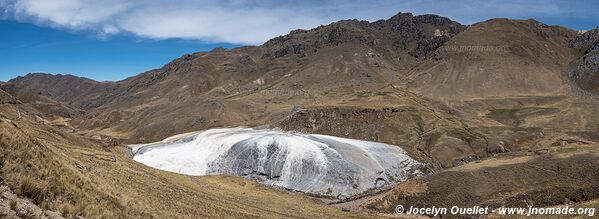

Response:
(487, 108), (521, 126)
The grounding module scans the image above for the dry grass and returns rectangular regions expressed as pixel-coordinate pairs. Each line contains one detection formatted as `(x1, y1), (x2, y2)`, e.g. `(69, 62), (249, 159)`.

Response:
(0, 128), (131, 218)
(9, 199), (17, 211)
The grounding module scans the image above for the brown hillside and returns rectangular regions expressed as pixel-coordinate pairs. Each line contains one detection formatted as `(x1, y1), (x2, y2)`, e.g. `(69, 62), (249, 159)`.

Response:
(406, 19), (577, 99)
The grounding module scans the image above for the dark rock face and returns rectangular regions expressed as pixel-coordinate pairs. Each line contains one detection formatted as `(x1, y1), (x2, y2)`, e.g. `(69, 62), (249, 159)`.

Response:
(568, 28), (599, 95)
(261, 12), (466, 60)
(383, 13), (465, 58)
(569, 28), (599, 49)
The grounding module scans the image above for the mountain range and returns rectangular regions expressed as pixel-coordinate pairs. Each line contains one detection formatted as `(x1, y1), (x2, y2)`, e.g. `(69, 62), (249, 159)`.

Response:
(1, 12), (598, 218)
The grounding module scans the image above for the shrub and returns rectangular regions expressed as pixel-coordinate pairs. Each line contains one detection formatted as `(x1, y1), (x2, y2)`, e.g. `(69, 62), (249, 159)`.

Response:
(17, 176), (46, 205)
(9, 199), (18, 211)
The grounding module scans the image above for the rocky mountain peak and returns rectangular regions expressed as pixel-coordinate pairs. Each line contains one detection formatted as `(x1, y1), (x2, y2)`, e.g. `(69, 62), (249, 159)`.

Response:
(261, 12), (465, 60)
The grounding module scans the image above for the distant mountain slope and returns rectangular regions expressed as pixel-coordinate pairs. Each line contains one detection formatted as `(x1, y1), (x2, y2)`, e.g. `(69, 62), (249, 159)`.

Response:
(4, 73), (110, 109)
(406, 19), (577, 99)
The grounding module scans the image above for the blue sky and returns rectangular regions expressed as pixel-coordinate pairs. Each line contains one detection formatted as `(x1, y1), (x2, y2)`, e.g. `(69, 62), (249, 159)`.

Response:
(0, 20), (237, 81)
(1, 0), (598, 82)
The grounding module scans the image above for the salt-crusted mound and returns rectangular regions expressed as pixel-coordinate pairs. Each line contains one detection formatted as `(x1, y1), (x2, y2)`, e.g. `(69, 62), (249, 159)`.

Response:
(130, 128), (423, 198)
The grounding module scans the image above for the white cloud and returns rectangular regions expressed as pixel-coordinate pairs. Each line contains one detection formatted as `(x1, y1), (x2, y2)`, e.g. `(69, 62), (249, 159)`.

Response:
(12, 0), (130, 28)
(117, 5), (325, 44)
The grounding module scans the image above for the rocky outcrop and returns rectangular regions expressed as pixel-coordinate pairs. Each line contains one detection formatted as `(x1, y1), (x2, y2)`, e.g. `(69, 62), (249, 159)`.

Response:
(261, 12), (465, 60)
(568, 28), (599, 95)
